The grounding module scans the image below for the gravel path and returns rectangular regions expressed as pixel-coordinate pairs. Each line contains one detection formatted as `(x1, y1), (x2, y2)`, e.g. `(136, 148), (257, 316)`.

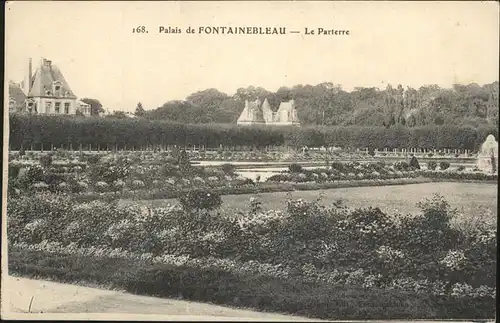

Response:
(1, 275), (320, 321)
(2, 276), (493, 322)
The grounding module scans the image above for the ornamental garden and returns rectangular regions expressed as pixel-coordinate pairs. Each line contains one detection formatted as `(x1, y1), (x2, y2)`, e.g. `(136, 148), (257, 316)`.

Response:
(6, 117), (498, 320)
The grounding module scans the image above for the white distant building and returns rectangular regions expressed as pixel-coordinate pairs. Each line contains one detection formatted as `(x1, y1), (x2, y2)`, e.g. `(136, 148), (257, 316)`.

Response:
(76, 100), (92, 116)
(100, 109), (136, 118)
(237, 98), (300, 126)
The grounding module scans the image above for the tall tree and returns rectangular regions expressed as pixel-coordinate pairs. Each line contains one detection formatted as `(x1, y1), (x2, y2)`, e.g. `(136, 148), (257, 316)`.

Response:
(135, 102), (146, 117)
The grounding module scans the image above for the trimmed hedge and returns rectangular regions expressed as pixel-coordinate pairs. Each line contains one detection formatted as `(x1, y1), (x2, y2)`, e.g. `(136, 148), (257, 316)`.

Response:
(9, 115), (498, 150)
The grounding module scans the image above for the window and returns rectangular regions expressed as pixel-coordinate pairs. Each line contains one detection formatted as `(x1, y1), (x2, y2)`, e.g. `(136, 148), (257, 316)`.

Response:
(64, 103), (70, 114)
(55, 102), (61, 114)
(45, 102), (52, 114)
(27, 100), (35, 113)
(9, 99), (16, 112)
(53, 81), (62, 94)
(46, 90), (52, 96)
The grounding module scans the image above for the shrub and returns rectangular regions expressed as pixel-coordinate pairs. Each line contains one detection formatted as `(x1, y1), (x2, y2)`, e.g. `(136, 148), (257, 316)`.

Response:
(289, 163), (303, 173)
(267, 174), (290, 182)
(427, 161), (437, 170)
(439, 161), (450, 170)
(239, 178), (255, 186)
(221, 163), (236, 176)
(248, 196), (263, 215)
(70, 181), (88, 193)
(131, 180), (146, 190)
(8, 163), (22, 180)
(87, 154), (101, 165)
(393, 161), (410, 172)
(39, 153), (53, 168)
(179, 189), (222, 211)
(409, 156), (420, 170)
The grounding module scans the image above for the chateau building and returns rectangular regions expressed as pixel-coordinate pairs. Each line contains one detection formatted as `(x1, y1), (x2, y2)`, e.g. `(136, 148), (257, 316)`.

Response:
(8, 81), (27, 114)
(77, 100), (92, 115)
(8, 58), (90, 116)
(237, 98), (300, 126)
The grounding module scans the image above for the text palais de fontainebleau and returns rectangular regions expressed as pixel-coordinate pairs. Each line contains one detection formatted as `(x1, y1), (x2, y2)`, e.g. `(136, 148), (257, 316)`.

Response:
(132, 25), (350, 36)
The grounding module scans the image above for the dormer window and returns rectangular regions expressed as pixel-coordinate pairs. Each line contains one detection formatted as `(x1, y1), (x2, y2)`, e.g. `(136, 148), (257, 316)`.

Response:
(52, 81), (63, 96)
(46, 90), (52, 96)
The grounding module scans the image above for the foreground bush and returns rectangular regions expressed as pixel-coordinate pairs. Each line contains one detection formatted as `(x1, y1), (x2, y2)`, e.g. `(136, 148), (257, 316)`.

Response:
(179, 189), (223, 211)
(13, 245), (494, 320)
(7, 193), (496, 297)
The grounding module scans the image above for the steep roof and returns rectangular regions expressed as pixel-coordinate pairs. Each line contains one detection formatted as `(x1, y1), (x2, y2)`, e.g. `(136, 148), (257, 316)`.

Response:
(9, 82), (27, 111)
(276, 100), (299, 123)
(261, 98), (274, 123)
(28, 59), (77, 99)
(237, 99), (266, 124)
(77, 99), (90, 106)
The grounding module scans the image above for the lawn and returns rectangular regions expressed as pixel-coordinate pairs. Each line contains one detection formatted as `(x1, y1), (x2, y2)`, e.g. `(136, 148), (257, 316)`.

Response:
(123, 182), (497, 217)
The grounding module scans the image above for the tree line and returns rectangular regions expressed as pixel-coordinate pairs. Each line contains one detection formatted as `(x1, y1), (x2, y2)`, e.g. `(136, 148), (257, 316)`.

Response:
(127, 82), (499, 128)
(9, 115), (498, 151)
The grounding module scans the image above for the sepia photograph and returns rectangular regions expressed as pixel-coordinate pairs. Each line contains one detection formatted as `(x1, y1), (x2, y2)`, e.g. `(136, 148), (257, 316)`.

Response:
(2, 1), (498, 321)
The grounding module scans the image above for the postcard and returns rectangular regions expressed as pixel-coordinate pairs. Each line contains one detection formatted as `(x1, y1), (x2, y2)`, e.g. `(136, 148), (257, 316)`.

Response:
(2, 1), (498, 321)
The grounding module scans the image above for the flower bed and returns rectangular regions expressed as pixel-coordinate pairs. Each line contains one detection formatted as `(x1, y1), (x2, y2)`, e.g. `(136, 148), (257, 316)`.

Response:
(421, 170), (497, 181)
(266, 162), (497, 184)
(6, 193), (496, 319)
(8, 152), (495, 203)
(8, 151), (245, 196)
(266, 161), (420, 183)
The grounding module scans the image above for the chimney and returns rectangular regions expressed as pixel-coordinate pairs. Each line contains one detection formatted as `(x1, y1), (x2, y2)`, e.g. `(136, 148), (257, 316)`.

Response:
(41, 58), (52, 67)
(28, 58), (32, 93)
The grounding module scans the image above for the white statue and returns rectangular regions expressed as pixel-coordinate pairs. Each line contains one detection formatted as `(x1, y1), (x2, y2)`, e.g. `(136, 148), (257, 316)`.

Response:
(477, 134), (498, 173)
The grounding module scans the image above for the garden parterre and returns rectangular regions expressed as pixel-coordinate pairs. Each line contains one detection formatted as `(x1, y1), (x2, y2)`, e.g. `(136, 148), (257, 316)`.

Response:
(8, 150), (252, 197)
(8, 150), (496, 201)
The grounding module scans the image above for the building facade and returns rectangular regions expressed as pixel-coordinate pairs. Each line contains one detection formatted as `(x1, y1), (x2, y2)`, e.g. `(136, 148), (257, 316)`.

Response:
(237, 98), (300, 126)
(9, 58), (84, 116)
(76, 100), (92, 116)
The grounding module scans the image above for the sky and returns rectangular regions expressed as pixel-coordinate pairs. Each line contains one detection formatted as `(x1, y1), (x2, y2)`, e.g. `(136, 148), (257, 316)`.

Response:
(5, 1), (499, 113)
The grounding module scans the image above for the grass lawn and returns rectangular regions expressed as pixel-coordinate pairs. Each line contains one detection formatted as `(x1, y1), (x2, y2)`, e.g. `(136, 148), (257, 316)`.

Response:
(123, 182), (497, 218)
